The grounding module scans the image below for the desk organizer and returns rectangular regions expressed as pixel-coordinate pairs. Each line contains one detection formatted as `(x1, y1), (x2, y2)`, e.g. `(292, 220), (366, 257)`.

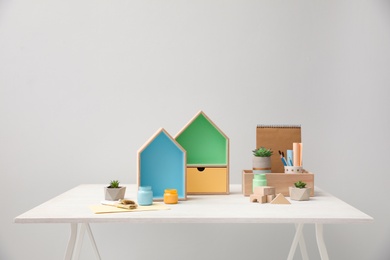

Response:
(138, 128), (187, 201)
(175, 111), (229, 194)
(284, 166), (304, 173)
(242, 170), (314, 197)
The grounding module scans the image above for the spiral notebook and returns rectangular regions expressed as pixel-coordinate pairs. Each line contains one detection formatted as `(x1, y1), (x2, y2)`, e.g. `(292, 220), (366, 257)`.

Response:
(256, 125), (301, 173)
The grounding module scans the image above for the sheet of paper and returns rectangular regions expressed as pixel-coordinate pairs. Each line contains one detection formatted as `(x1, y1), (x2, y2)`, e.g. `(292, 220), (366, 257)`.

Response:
(89, 203), (170, 214)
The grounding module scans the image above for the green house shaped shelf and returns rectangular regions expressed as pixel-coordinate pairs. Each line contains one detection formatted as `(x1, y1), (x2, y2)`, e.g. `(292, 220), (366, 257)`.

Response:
(175, 111), (229, 194)
(137, 128), (187, 201)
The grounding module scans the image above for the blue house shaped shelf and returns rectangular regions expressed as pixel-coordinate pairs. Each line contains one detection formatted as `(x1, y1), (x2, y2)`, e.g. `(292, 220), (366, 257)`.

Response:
(137, 128), (187, 200)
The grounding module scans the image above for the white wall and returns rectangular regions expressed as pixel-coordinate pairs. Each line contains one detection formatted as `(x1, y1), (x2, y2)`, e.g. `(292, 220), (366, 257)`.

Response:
(1, 1), (389, 259)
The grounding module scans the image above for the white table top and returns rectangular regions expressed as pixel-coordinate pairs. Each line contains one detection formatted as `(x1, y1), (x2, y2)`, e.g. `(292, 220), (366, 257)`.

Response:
(14, 184), (373, 224)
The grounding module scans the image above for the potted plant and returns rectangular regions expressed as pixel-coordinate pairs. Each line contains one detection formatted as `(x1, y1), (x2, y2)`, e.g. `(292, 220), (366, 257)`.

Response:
(252, 147), (273, 174)
(104, 180), (126, 201)
(289, 180), (311, 201)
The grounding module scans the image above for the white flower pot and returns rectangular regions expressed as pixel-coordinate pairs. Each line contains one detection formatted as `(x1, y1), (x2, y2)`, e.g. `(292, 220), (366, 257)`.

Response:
(289, 187), (311, 201)
(104, 186), (126, 201)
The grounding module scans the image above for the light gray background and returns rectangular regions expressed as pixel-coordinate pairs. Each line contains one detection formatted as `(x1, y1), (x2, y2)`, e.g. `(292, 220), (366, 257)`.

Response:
(1, 1), (389, 259)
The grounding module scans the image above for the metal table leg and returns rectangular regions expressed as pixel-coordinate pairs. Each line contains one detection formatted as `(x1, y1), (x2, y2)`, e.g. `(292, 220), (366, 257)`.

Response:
(64, 223), (78, 260)
(64, 223), (101, 260)
(315, 224), (329, 260)
(287, 223), (309, 260)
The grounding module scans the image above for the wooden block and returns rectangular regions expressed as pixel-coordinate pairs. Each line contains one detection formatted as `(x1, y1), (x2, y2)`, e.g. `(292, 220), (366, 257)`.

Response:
(270, 193), (291, 204)
(266, 194), (275, 203)
(249, 194), (258, 202)
(242, 170), (314, 197)
(250, 194), (266, 203)
(253, 186), (275, 196)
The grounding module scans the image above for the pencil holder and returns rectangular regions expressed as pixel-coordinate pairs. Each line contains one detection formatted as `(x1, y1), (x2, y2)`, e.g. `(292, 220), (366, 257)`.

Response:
(284, 166), (304, 174)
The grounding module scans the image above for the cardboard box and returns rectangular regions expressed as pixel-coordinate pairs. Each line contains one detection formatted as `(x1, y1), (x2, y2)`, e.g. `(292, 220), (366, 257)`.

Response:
(242, 170), (314, 197)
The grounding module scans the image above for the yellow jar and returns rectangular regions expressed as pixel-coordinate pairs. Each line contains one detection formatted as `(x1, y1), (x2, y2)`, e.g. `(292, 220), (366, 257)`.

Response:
(164, 189), (178, 204)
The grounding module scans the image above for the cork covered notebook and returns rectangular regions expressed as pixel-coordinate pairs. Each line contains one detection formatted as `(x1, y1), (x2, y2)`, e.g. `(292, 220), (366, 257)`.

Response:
(256, 125), (301, 173)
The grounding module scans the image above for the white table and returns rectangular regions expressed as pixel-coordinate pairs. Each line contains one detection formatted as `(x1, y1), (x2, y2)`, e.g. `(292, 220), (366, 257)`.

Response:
(14, 184), (373, 260)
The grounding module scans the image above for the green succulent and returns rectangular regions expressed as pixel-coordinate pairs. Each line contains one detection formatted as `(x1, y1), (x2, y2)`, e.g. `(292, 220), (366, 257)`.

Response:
(109, 180), (120, 188)
(252, 147), (273, 157)
(294, 181), (306, 189)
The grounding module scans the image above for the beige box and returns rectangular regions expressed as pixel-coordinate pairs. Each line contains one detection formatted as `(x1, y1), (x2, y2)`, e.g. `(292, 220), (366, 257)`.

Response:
(242, 170), (314, 197)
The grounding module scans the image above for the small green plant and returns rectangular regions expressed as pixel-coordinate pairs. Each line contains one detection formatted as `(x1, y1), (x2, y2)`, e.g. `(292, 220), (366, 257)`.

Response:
(109, 180), (120, 188)
(294, 181), (306, 189)
(252, 147), (273, 157)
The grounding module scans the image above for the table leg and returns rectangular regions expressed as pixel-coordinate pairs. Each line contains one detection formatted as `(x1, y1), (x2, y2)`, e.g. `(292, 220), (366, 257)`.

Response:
(64, 223), (101, 260)
(287, 223), (304, 260)
(296, 224), (309, 260)
(286, 223), (309, 260)
(85, 223), (102, 260)
(64, 223), (78, 260)
(73, 224), (86, 259)
(315, 224), (329, 260)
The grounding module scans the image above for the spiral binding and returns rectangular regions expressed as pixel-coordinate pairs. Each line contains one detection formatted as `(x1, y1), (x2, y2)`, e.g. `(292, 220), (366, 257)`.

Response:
(256, 124), (301, 128)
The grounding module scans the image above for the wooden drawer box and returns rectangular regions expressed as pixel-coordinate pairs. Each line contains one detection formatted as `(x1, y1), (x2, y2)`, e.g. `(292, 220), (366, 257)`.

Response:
(242, 170), (314, 197)
(187, 167), (228, 194)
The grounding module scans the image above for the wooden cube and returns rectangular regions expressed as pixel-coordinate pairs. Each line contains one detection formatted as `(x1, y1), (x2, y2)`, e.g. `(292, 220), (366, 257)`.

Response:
(253, 186), (275, 196)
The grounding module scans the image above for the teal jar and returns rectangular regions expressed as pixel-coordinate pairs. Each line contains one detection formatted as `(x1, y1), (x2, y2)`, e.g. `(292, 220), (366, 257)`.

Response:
(138, 186), (153, 206)
(253, 174), (267, 192)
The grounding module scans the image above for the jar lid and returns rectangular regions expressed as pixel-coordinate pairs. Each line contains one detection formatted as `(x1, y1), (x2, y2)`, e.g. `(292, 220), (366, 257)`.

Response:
(139, 186), (152, 191)
(164, 189), (178, 194)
